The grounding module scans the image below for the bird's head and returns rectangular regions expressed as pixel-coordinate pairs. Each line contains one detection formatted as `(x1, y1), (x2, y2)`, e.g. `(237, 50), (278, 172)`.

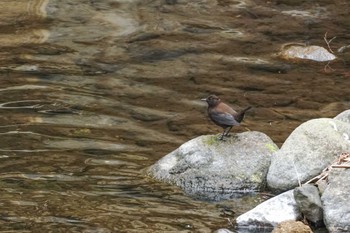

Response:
(201, 95), (221, 107)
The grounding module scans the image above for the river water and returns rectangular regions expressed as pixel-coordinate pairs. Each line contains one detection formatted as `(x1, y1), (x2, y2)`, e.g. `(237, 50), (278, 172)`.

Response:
(0, 0), (349, 232)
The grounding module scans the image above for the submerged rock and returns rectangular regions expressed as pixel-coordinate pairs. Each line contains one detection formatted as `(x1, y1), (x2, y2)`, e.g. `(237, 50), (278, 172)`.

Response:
(147, 131), (277, 199)
(267, 118), (350, 192)
(294, 184), (323, 225)
(236, 190), (301, 229)
(322, 168), (350, 232)
(279, 45), (336, 62)
(214, 229), (234, 233)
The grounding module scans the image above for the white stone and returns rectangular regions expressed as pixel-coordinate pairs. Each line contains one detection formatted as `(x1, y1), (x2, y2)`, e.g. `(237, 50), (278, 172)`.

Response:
(280, 45), (336, 62)
(236, 190), (301, 229)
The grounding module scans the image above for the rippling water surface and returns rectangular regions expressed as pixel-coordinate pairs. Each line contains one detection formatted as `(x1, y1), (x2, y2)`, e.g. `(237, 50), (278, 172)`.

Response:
(0, 0), (350, 232)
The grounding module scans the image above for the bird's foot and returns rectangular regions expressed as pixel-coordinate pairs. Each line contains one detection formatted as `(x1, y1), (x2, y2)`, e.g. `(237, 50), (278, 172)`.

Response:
(217, 134), (226, 141)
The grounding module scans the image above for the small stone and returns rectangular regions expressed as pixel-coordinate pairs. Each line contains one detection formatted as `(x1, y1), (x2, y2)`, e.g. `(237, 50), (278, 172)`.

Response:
(214, 229), (234, 233)
(280, 45), (336, 62)
(272, 220), (313, 233)
(294, 184), (323, 224)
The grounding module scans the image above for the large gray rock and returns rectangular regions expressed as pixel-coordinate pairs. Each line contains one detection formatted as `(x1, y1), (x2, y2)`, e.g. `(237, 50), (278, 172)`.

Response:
(267, 118), (350, 192)
(294, 184), (323, 224)
(334, 109), (350, 124)
(322, 168), (350, 232)
(236, 190), (301, 229)
(148, 131), (277, 199)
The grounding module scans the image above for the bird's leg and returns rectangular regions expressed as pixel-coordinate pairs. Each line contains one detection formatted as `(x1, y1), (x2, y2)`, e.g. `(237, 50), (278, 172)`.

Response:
(224, 126), (233, 136)
(218, 129), (226, 140)
(218, 127), (230, 140)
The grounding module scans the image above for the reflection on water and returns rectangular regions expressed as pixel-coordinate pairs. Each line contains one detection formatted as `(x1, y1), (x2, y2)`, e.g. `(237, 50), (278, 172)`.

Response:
(0, 0), (349, 232)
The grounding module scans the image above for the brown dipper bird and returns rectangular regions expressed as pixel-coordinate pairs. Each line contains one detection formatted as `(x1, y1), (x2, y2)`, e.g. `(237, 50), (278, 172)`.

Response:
(202, 95), (251, 140)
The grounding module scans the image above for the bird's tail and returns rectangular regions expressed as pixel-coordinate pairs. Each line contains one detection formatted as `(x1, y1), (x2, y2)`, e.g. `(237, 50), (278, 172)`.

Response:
(235, 106), (252, 123)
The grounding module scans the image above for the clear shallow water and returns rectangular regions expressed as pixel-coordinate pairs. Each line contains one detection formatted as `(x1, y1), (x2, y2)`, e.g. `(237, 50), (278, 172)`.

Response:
(0, 0), (349, 232)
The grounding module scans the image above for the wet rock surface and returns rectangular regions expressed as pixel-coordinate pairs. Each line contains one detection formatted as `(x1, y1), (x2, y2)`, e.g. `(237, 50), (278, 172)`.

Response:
(148, 132), (277, 200)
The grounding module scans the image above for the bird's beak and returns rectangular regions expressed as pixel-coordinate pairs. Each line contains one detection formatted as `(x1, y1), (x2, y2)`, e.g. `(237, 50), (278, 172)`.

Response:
(201, 98), (207, 101)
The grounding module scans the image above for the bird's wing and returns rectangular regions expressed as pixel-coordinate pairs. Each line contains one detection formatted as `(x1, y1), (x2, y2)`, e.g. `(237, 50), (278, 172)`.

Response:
(210, 111), (240, 126)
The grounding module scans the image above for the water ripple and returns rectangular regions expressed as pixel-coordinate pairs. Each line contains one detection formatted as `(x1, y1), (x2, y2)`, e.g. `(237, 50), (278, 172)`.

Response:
(0, 0), (347, 232)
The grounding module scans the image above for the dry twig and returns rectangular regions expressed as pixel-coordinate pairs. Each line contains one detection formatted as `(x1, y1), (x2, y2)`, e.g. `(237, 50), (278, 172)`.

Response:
(324, 60), (335, 73)
(305, 152), (350, 185)
(227, 218), (234, 227)
(324, 32), (336, 54)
